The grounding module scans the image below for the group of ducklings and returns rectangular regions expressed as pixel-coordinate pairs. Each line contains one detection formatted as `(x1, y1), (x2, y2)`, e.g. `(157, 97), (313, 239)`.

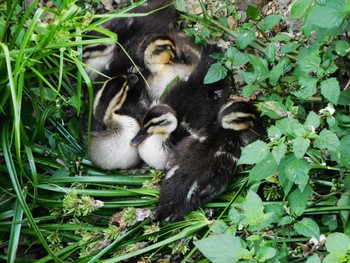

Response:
(83, 0), (266, 221)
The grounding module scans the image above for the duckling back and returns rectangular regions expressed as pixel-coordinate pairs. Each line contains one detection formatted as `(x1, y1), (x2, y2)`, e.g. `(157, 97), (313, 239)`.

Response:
(156, 101), (266, 221)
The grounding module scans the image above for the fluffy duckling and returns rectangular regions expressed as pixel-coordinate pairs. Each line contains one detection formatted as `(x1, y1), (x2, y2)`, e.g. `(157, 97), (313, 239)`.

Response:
(130, 104), (178, 170)
(88, 74), (145, 170)
(130, 45), (230, 169)
(155, 101), (266, 222)
(82, 0), (177, 81)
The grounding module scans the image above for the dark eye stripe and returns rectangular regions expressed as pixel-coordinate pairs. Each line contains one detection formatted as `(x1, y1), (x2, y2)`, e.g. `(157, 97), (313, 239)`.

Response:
(152, 45), (175, 55)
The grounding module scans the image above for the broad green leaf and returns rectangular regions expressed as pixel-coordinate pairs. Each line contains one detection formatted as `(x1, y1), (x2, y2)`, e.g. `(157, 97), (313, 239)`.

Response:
(292, 77), (318, 99)
(322, 215), (338, 231)
(229, 207), (240, 223)
(320, 78), (340, 105)
(194, 234), (246, 263)
(340, 135), (350, 168)
(272, 143), (287, 164)
(241, 71), (258, 84)
(291, 0), (314, 19)
(338, 194), (350, 224)
(323, 252), (347, 263)
(292, 137), (310, 159)
(278, 154), (295, 195)
(335, 40), (350, 56)
(264, 43), (277, 63)
(271, 34), (291, 42)
(269, 58), (291, 86)
(242, 84), (260, 98)
(258, 14), (282, 31)
(338, 89), (350, 106)
(299, 54), (321, 73)
(314, 129), (340, 151)
(305, 254), (321, 263)
(233, 52), (250, 66)
(304, 111), (321, 130)
(288, 184), (312, 216)
(238, 140), (270, 165)
(248, 153), (278, 183)
(246, 5), (260, 20)
(210, 220), (228, 234)
(258, 101), (288, 119)
(285, 157), (310, 191)
(280, 42), (300, 55)
(267, 125), (282, 139)
(237, 29), (256, 49)
(307, 0), (347, 29)
(248, 55), (269, 81)
(276, 117), (302, 136)
(294, 218), (320, 238)
(325, 232), (350, 254)
(255, 246), (277, 262)
(204, 62), (227, 84)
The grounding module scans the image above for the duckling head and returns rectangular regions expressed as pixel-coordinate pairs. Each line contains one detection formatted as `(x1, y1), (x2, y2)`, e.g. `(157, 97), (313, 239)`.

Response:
(130, 104), (178, 146)
(143, 37), (176, 74)
(218, 101), (259, 131)
(93, 74), (139, 127)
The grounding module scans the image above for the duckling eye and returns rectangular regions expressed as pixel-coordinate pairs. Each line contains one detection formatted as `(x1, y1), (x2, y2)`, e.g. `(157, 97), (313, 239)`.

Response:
(153, 45), (174, 55)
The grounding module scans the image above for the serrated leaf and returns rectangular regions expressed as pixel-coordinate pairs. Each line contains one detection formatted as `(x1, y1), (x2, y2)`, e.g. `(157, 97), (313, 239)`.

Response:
(255, 246), (277, 262)
(320, 78), (340, 105)
(307, 0), (347, 29)
(322, 215), (338, 231)
(285, 157), (310, 191)
(338, 89), (350, 106)
(246, 5), (260, 20)
(259, 101), (288, 119)
(204, 62), (227, 84)
(304, 111), (321, 130)
(271, 33), (291, 42)
(248, 153), (278, 183)
(272, 143), (287, 164)
(280, 42), (300, 55)
(314, 129), (340, 151)
(267, 125), (282, 139)
(237, 29), (256, 49)
(229, 207), (240, 223)
(335, 40), (350, 56)
(241, 71), (258, 85)
(299, 54), (321, 73)
(264, 43), (277, 63)
(323, 252), (347, 263)
(242, 84), (260, 98)
(210, 220), (228, 234)
(340, 135), (350, 168)
(269, 58), (291, 86)
(292, 77), (318, 99)
(258, 14), (282, 31)
(194, 234), (245, 263)
(248, 55), (269, 81)
(238, 140), (270, 165)
(288, 184), (312, 216)
(233, 52), (250, 66)
(276, 118), (302, 137)
(325, 232), (350, 254)
(294, 218), (320, 238)
(305, 254), (321, 263)
(291, 0), (314, 19)
(293, 137), (310, 159)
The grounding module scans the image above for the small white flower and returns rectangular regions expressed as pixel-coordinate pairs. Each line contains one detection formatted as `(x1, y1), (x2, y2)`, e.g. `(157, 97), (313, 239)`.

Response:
(319, 103), (335, 116)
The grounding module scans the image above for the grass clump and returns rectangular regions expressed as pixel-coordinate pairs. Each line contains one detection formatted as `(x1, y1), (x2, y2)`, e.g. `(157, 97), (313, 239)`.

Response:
(1, 0), (350, 262)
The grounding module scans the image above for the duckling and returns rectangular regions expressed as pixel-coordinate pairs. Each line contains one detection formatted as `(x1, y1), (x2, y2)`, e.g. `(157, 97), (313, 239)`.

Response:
(155, 101), (266, 222)
(130, 45), (230, 169)
(82, 0), (177, 81)
(130, 104), (178, 170)
(88, 74), (145, 170)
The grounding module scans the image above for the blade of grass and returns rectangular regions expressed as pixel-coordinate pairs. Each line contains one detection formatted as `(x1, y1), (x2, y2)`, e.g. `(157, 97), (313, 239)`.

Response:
(1, 121), (62, 262)
(7, 198), (24, 263)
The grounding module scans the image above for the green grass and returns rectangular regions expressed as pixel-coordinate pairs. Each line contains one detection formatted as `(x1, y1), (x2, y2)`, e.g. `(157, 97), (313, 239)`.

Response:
(1, 0), (350, 262)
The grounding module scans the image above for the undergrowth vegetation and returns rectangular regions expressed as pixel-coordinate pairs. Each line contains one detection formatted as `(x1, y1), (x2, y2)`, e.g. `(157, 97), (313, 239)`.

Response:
(1, 0), (350, 262)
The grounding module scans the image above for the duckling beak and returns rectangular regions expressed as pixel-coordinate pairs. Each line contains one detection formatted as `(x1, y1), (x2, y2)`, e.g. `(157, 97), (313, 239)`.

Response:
(130, 129), (150, 147)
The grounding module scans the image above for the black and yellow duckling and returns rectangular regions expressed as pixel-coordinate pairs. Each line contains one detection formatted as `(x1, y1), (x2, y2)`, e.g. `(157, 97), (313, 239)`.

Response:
(155, 100), (266, 222)
(88, 74), (149, 170)
(130, 104), (178, 170)
(130, 45), (230, 170)
(82, 0), (177, 81)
